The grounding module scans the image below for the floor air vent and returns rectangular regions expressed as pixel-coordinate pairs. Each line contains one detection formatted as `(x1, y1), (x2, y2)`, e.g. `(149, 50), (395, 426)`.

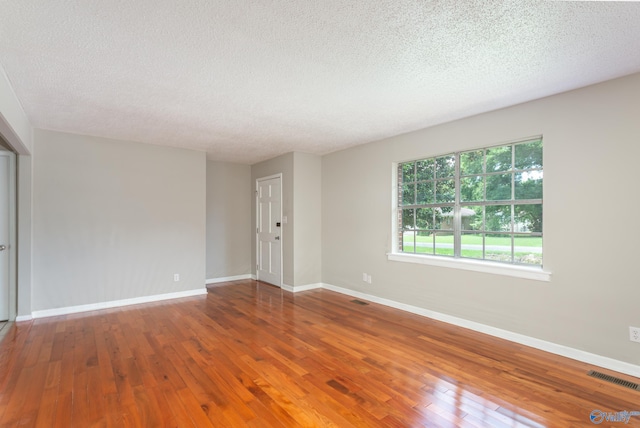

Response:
(587, 370), (639, 390)
(351, 299), (369, 306)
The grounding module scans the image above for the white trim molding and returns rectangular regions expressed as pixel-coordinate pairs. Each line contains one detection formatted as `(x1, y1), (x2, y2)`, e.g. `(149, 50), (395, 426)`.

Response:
(319, 282), (640, 379)
(206, 274), (253, 285)
(31, 288), (207, 319)
(387, 252), (551, 282)
(282, 283), (323, 293)
(15, 314), (32, 322)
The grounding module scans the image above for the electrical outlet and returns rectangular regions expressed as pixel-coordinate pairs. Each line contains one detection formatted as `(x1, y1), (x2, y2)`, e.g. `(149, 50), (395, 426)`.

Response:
(174, 274), (180, 282)
(362, 272), (368, 282)
(367, 275), (372, 284)
(630, 326), (640, 343)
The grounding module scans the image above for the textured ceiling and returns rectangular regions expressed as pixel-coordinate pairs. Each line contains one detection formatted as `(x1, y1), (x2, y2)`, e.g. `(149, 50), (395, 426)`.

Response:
(1, 1), (640, 164)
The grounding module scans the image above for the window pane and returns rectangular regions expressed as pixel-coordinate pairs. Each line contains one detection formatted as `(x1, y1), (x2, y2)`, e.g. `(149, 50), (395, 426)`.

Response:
(486, 146), (512, 172)
(461, 233), (483, 259)
(435, 179), (455, 203)
(402, 231), (415, 253)
(416, 181), (434, 204)
(436, 155), (455, 178)
(402, 183), (415, 205)
(402, 162), (415, 183)
(461, 206), (482, 231)
(515, 139), (543, 170)
(515, 204), (542, 233)
(416, 231), (433, 254)
(461, 175), (484, 202)
(434, 206), (454, 230)
(402, 208), (415, 230)
(485, 233), (512, 249)
(514, 235), (542, 265)
(460, 150), (483, 175)
(486, 174), (512, 201)
(515, 171), (542, 200)
(485, 233), (512, 262)
(416, 208), (433, 229)
(435, 237), (454, 256)
(485, 205), (511, 232)
(416, 159), (434, 181)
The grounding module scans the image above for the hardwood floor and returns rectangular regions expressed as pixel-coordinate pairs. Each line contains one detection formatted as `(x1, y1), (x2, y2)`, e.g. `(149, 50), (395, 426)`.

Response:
(0, 280), (638, 427)
(0, 323), (7, 341)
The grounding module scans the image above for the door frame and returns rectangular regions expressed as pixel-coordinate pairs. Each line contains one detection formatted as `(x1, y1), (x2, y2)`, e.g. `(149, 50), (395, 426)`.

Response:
(0, 150), (16, 321)
(255, 173), (283, 288)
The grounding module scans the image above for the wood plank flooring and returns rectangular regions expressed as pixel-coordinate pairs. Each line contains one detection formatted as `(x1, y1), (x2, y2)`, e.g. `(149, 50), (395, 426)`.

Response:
(0, 323), (8, 344)
(0, 280), (638, 427)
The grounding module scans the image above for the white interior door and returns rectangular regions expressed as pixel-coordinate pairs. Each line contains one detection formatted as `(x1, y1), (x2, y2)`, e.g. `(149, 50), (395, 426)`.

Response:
(0, 154), (10, 320)
(256, 176), (282, 287)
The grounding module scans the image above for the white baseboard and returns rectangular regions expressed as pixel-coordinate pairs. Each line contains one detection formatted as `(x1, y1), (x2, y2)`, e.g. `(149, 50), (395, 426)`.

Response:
(206, 274), (253, 285)
(282, 282), (322, 293)
(320, 282), (640, 379)
(15, 314), (32, 322)
(31, 288), (208, 319)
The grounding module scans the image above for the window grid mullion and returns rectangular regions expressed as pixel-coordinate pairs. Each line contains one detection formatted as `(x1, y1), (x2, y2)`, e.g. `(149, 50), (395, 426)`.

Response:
(454, 152), (461, 258)
(482, 150), (487, 260)
(397, 164), (403, 252)
(511, 147), (516, 263)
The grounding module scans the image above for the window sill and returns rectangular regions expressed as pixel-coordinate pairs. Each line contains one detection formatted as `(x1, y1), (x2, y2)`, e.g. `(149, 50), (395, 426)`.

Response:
(387, 252), (551, 282)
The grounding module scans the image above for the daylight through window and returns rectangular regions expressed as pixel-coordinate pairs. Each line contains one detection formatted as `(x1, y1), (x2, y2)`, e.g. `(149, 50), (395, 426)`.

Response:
(397, 138), (543, 266)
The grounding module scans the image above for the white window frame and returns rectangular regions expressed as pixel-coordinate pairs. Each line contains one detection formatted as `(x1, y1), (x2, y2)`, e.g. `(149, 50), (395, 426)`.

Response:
(387, 137), (551, 282)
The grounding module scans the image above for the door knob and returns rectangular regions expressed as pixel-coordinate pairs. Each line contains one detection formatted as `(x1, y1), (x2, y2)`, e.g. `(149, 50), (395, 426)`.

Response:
(0, 245), (6, 251)
(275, 236), (280, 240)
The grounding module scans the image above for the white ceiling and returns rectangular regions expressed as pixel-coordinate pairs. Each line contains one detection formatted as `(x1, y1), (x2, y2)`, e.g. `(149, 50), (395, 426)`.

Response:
(1, 1), (640, 164)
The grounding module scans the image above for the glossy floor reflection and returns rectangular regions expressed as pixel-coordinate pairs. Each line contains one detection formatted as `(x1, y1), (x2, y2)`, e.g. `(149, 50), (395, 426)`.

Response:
(0, 280), (637, 427)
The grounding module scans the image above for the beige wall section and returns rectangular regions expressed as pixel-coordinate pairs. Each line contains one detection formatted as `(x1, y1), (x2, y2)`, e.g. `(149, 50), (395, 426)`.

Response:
(206, 161), (251, 280)
(293, 152), (321, 286)
(32, 130), (206, 311)
(251, 153), (294, 285)
(322, 72), (640, 366)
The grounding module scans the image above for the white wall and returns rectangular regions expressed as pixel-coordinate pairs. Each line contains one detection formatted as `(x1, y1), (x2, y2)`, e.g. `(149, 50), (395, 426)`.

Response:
(32, 130), (206, 311)
(206, 160), (251, 280)
(322, 72), (640, 366)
